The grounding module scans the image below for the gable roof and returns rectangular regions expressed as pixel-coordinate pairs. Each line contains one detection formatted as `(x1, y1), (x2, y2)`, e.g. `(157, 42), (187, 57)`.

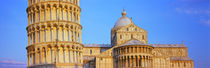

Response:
(119, 39), (147, 47)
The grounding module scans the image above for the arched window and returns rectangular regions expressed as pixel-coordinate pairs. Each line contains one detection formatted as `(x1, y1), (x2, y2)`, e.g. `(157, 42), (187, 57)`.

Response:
(184, 63), (186, 67)
(120, 35), (122, 39)
(75, 32), (77, 42)
(50, 29), (52, 41)
(38, 31), (40, 42)
(30, 34), (32, 44)
(67, 30), (69, 41)
(61, 9), (63, 20)
(131, 34), (133, 39)
(39, 51), (41, 64)
(127, 47), (129, 53)
(72, 31), (73, 41)
(66, 10), (68, 21)
(78, 33), (80, 42)
(63, 49), (65, 62)
(62, 29), (65, 41)
(127, 28), (129, 31)
(33, 53), (35, 64)
(33, 13), (35, 23)
(142, 35), (144, 40)
(44, 30), (46, 42)
(33, 32), (35, 43)
(90, 49), (92, 54)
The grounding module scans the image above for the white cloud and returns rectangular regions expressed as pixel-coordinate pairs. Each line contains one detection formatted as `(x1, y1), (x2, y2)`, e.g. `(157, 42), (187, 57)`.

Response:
(175, 8), (210, 15)
(0, 60), (26, 65)
(201, 19), (210, 26)
(0, 60), (26, 68)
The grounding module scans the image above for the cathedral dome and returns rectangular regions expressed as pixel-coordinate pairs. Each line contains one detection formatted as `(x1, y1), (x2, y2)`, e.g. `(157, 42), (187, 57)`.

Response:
(113, 9), (131, 29)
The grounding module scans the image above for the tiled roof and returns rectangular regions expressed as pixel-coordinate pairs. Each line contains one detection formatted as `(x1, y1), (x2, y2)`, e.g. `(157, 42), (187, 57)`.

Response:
(150, 44), (186, 48)
(170, 57), (193, 61)
(84, 44), (111, 47)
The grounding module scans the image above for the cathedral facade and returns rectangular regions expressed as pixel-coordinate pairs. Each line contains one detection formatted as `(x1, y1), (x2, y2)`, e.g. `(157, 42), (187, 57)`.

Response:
(26, 0), (194, 68)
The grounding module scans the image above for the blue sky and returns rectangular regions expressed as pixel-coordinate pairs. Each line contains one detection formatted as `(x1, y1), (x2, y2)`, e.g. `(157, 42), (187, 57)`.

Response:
(0, 0), (209, 68)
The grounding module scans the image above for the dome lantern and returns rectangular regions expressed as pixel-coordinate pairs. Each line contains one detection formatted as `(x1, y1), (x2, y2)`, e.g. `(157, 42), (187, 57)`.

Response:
(122, 9), (126, 16)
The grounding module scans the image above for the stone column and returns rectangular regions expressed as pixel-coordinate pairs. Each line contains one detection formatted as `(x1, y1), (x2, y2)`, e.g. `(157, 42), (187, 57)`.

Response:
(142, 56), (144, 68)
(46, 27), (50, 42)
(63, 8), (67, 21)
(31, 11), (34, 24)
(75, 12), (78, 23)
(79, 31), (82, 43)
(126, 56), (128, 68)
(27, 33), (30, 45)
(76, 31), (78, 42)
(77, 51), (79, 63)
(28, 12), (31, 25)
(50, 27), (54, 42)
(134, 56), (136, 68)
(118, 57), (120, 68)
(192, 61), (194, 68)
(78, 13), (80, 24)
(68, 47), (71, 63)
(59, 47), (64, 63)
(72, 30), (75, 42)
(79, 52), (81, 63)
(41, 48), (45, 64)
(40, 28), (43, 42)
(27, 53), (30, 66)
(35, 8), (38, 23)
(31, 32), (34, 44)
(31, 52), (34, 65)
(130, 56), (132, 68)
(81, 52), (83, 64)
(58, 27), (62, 41)
(122, 56), (124, 68)
(120, 56), (122, 68)
(64, 28), (68, 41)
(35, 49), (39, 64)
(70, 47), (73, 63)
(72, 11), (74, 22)
(67, 9), (70, 21)
(69, 29), (72, 41)
(121, 57), (123, 68)
(46, 47), (51, 63)
(52, 47), (55, 63)
(64, 47), (69, 63)
(74, 49), (77, 63)
(141, 47), (143, 53)
(40, 8), (44, 22)
(145, 56), (147, 68)
(136, 56), (139, 68)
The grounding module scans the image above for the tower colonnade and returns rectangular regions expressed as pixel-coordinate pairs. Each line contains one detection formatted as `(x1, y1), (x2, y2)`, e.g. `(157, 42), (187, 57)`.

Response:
(27, 22), (82, 45)
(27, 2), (81, 25)
(27, 44), (83, 67)
(26, 0), (83, 68)
(28, 0), (80, 6)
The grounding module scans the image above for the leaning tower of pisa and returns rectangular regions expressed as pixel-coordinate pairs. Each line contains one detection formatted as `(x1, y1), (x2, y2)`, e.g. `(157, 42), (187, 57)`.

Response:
(26, 0), (83, 68)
